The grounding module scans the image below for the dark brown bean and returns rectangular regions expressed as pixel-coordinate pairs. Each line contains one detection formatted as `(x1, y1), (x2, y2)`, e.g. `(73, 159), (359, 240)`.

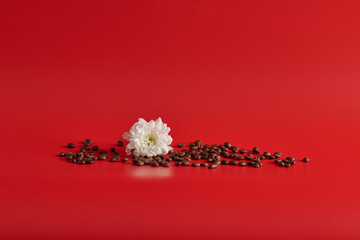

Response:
(191, 162), (200, 167)
(245, 154), (253, 160)
(252, 147), (260, 154)
(67, 143), (75, 148)
(59, 152), (65, 157)
(229, 160), (238, 165)
(177, 143), (185, 147)
(200, 162), (208, 167)
(110, 147), (116, 152)
(239, 161), (247, 166)
(239, 149), (247, 154)
(302, 157), (309, 162)
(208, 164), (218, 169)
(221, 159), (228, 165)
(117, 140), (124, 147)
(121, 158), (128, 162)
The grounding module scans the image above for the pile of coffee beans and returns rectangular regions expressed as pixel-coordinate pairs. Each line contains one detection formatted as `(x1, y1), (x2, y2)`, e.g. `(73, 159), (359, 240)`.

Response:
(59, 139), (127, 164)
(59, 139), (309, 168)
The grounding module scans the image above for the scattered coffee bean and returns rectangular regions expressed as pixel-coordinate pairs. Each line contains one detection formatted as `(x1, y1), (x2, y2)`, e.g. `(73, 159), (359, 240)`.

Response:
(121, 158), (128, 162)
(177, 143), (185, 147)
(221, 159), (228, 165)
(274, 152), (282, 158)
(200, 162), (208, 167)
(229, 160), (238, 165)
(245, 154), (253, 160)
(98, 154), (107, 160)
(99, 150), (107, 154)
(84, 139), (93, 145)
(239, 149), (247, 154)
(302, 157), (309, 162)
(59, 152), (65, 157)
(252, 147), (260, 154)
(110, 147), (116, 152)
(91, 146), (99, 151)
(239, 161), (247, 166)
(208, 164), (218, 169)
(117, 140), (124, 147)
(67, 143), (75, 148)
(263, 152), (271, 157)
(191, 162), (200, 167)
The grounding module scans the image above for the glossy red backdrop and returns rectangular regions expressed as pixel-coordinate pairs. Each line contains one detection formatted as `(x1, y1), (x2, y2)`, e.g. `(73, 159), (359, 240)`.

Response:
(1, 1), (360, 239)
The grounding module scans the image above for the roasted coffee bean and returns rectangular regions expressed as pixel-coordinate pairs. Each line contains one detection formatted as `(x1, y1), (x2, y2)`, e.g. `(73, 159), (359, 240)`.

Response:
(98, 154), (107, 160)
(269, 155), (276, 160)
(223, 152), (230, 158)
(67, 143), (75, 148)
(239, 161), (247, 166)
(245, 154), (253, 160)
(195, 140), (201, 145)
(278, 161), (285, 166)
(162, 162), (169, 167)
(191, 162), (200, 167)
(207, 158), (213, 163)
(117, 140), (124, 147)
(165, 157), (172, 162)
(99, 150), (107, 154)
(177, 143), (185, 147)
(229, 160), (238, 165)
(230, 153), (237, 159)
(90, 146), (98, 151)
(252, 147), (260, 154)
(239, 149), (247, 154)
(224, 142), (231, 148)
(121, 158), (128, 162)
(84, 145), (91, 151)
(182, 160), (190, 166)
(214, 155), (221, 161)
(302, 157), (310, 162)
(284, 163), (290, 167)
(110, 147), (116, 152)
(263, 152), (271, 157)
(274, 152), (282, 158)
(253, 163), (261, 168)
(231, 146), (239, 153)
(77, 160), (86, 164)
(65, 155), (73, 160)
(136, 160), (145, 166)
(59, 152), (65, 157)
(150, 161), (160, 167)
(235, 155), (244, 160)
(208, 164), (218, 169)
(77, 155), (84, 161)
(200, 162), (208, 167)
(84, 139), (93, 145)
(195, 155), (201, 160)
(175, 162), (182, 166)
(109, 157), (118, 162)
(71, 159), (77, 163)
(286, 157), (295, 161)
(274, 159), (282, 164)
(221, 159), (229, 165)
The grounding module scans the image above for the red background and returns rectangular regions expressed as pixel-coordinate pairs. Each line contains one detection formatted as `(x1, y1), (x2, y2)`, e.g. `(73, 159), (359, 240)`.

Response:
(1, 1), (360, 239)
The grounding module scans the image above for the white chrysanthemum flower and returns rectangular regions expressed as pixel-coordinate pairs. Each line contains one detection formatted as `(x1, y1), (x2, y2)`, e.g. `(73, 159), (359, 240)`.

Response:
(122, 118), (173, 157)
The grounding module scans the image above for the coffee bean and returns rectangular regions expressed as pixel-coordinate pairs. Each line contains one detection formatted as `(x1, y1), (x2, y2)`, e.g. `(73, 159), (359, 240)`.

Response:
(245, 154), (253, 160)
(221, 159), (228, 165)
(121, 158), (128, 162)
(231, 146), (239, 153)
(252, 147), (260, 154)
(224, 142), (231, 148)
(284, 163), (290, 167)
(136, 160), (145, 166)
(85, 145), (91, 151)
(191, 162), (200, 167)
(109, 157), (118, 162)
(230, 153), (237, 159)
(182, 160), (190, 166)
(253, 163), (261, 168)
(263, 152), (271, 157)
(99, 150), (107, 154)
(274, 159), (282, 164)
(84, 139), (93, 145)
(239, 149), (247, 154)
(65, 155), (73, 160)
(177, 143), (185, 147)
(59, 152), (65, 157)
(239, 161), (247, 166)
(235, 156), (244, 160)
(286, 157), (295, 161)
(208, 164), (218, 169)
(98, 154), (107, 160)
(110, 147), (116, 152)
(117, 140), (124, 147)
(150, 161), (160, 167)
(200, 162), (208, 167)
(71, 159), (77, 163)
(175, 162), (182, 166)
(274, 152), (282, 158)
(269, 155), (276, 160)
(229, 160), (237, 165)
(67, 143), (75, 148)
(90, 146), (98, 151)
(302, 157), (310, 162)
(278, 161), (285, 166)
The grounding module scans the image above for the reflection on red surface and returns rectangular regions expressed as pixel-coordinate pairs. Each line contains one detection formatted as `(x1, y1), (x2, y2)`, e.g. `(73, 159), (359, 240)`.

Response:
(129, 166), (173, 179)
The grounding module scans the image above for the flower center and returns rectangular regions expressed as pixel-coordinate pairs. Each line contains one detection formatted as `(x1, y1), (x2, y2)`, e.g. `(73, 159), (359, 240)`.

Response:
(144, 135), (156, 146)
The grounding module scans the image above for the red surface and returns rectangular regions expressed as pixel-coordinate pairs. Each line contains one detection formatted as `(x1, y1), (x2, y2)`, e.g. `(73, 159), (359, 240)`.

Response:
(1, 1), (360, 239)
